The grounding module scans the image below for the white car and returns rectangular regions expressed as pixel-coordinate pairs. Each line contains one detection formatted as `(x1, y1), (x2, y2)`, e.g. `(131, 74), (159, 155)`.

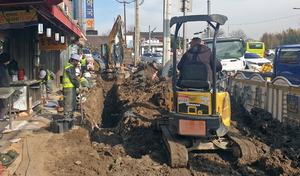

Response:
(244, 51), (271, 70)
(140, 52), (162, 64)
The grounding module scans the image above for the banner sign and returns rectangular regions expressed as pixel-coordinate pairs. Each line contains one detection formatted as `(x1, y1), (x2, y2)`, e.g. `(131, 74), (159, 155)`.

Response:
(0, 10), (38, 24)
(86, 0), (94, 30)
(39, 34), (66, 50)
(86, 18), (94, 29)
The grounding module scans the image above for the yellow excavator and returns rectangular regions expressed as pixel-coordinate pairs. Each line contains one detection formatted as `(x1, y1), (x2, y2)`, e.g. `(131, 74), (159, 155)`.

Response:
(158, 14), (259, 167)
(102, 15), (125, 72)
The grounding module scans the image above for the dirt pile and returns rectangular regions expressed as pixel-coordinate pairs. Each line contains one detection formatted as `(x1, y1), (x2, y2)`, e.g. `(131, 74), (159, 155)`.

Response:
(28, 63), (300, 176)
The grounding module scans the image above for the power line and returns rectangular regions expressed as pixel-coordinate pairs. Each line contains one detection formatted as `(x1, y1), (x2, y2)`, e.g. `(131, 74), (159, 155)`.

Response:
(227, 14), (300, 26)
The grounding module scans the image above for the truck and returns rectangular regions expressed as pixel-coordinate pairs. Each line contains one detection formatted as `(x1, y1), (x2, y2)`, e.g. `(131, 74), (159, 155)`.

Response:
(273, 44), (300, 85)
(228, 44), (300, 125)
(203, 37), (246, 71)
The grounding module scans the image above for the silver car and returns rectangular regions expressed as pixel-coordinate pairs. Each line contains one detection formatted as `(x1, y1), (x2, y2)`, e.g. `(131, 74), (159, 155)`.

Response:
(140, 52), (162, 64)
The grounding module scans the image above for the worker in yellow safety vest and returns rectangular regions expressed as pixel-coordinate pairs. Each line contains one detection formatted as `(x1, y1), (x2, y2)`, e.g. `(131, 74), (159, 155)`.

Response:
(38, 68), (56, 100)
(62, 54), (80, 121)
(80, 54), (87, 74)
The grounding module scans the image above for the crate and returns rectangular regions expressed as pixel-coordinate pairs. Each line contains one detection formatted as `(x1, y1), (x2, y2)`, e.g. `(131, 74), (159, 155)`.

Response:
(50, 120), (74, 133)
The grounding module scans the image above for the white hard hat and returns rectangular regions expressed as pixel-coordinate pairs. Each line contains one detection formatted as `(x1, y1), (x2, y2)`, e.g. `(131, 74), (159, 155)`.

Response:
(71, 54), (80, 61)
(39, 70), (46, 79)
(84, 72), (91, 78)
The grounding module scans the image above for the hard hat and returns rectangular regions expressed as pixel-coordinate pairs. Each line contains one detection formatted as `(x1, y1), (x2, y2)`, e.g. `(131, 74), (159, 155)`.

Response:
(84, 72), (91, 78)
(39, 70), (46, 79)
(82, 54), (86, 57)
(71, 54), (80, 61)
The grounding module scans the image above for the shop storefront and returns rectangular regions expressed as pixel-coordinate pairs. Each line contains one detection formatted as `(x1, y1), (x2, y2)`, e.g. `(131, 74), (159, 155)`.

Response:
(0, 0), (85, 116)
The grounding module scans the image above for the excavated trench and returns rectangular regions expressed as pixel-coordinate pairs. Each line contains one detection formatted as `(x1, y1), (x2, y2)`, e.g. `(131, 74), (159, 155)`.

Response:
(81, 63), (300, 175)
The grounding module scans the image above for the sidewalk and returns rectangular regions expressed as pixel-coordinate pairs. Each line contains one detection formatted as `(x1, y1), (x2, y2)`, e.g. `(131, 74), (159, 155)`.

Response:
(0, 86), (62, 175)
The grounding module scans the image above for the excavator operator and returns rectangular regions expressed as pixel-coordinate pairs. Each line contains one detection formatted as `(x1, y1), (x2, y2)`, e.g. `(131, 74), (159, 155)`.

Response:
(177, 37), (222, 85)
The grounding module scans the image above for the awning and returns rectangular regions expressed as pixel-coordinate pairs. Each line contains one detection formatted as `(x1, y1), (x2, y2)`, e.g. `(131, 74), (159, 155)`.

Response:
(51, 6), (82, 37)
(0, 0), (62, 6)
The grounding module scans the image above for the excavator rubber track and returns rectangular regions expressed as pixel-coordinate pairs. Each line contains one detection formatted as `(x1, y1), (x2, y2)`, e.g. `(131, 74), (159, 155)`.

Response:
(227, 132), (259, 164)
(160, 125), (188, 168)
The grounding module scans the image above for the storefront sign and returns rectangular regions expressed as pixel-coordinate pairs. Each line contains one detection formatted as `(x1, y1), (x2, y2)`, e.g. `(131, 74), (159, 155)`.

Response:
(86, 18), (94, 29)
(0, 10), (38, 24)
(0, 0), (45, 5)
(0, 0), (62, 5)
(39, 34), (66, 50)
(86, 0), (94, 30)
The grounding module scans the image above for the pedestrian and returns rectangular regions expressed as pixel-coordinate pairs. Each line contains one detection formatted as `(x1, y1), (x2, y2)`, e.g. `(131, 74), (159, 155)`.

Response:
(38, 68), (56, 100)
(177, 37), (222, 85)
(80, 54), (87, 74)
(62, 54), (80, 121)
(0, 53), (10, 119)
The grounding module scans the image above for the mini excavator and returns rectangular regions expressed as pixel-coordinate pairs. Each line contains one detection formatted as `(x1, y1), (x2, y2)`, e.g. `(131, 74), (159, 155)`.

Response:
(159, 14), (259, 168)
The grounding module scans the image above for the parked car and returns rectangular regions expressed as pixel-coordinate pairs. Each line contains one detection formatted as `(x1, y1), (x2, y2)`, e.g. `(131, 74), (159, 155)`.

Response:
(244, 51), (271, 70)
(140, 52), (162, 64)
(265, 49), (275, 56)
(82, 49), (92, 58)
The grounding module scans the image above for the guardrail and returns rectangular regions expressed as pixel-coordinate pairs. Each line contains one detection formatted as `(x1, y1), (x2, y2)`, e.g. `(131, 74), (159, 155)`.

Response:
(228, 71), (300, 124)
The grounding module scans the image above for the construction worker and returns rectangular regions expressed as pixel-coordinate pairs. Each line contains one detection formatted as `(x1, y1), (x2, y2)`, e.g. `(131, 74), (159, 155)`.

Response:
(38, 68), (56, 100)
(177, 37), (222, 85)
(80, 72), (91, 88)
(80, 54), (88, 74)
(62, 54), (80, 121)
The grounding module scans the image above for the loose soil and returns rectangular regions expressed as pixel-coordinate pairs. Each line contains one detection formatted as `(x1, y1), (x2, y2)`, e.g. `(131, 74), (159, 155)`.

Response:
(14, 63), (300, 176)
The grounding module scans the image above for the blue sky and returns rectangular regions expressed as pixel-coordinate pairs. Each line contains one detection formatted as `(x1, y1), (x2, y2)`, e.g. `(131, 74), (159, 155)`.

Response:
(94, 0), (300, 40)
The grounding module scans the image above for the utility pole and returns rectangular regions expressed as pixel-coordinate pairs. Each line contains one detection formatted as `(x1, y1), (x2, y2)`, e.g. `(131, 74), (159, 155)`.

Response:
(134, 0), (140, 66)
(148, 26), (156, 53)
(162, 0), (171, 76)
(149, 25), (151, 52)
(207, 0), (211, 38)
(115, 0), (135, 47)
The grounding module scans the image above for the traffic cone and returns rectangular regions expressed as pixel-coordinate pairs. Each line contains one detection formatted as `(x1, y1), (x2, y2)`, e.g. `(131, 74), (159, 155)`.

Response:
(152, 71), (158, 80)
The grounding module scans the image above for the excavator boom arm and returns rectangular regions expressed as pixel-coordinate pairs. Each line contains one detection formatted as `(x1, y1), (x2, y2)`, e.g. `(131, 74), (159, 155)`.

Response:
(107, 15), (124, 71)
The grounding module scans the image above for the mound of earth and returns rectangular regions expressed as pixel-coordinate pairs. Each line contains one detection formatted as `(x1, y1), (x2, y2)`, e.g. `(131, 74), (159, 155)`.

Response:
(16, 63), (300, 176)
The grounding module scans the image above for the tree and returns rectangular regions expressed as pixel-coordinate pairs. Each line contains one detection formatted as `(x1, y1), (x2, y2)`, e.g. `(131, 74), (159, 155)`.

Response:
(126, 24), (135, 33)
(229, 29), (247, 39)
(260, 28), (300, 49)
(260, 32), (280, 49)
(200, 27), (226, 38)
(101, 29), (111, 36)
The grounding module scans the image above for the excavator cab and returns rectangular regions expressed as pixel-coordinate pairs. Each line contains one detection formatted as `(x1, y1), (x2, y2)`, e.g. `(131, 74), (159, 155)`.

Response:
(159, 14), (258, 168)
